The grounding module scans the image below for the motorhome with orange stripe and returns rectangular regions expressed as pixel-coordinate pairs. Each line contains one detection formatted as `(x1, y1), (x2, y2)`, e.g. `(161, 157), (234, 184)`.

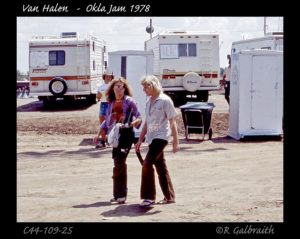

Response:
(29, 32), (106, 105)
(144, 31), (221, 106)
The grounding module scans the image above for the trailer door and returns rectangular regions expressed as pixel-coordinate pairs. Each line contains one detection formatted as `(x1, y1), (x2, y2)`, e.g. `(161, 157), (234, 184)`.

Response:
(126, 56), (147, 109)
(126, 55), (149, 137)
(251, 54), (281, 130)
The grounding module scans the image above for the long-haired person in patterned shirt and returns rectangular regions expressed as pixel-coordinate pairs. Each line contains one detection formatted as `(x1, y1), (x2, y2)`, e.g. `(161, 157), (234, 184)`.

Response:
(100, 77), (142, 204)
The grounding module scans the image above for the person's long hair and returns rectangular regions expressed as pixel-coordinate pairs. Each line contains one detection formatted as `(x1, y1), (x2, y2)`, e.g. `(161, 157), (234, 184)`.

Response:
(106, 77), (133, 103)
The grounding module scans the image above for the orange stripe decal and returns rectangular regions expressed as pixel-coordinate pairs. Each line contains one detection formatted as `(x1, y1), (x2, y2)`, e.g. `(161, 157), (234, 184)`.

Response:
(30, 76), (92, 81)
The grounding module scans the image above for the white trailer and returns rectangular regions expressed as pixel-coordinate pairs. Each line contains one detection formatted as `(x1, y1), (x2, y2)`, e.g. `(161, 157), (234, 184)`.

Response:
(231, 32), (283, 54)
(144, 31), (221, 106)
(29, 32), (107, 105)
(228, 50), (283, 140)
(108, 50), (153, 138)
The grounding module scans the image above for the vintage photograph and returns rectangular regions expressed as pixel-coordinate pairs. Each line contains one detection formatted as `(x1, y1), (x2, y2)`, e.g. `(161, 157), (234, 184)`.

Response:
(17, 17), (283, 223)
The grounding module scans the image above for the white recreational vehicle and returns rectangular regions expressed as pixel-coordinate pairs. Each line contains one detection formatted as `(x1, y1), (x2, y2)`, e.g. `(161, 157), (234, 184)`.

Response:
(144, 31), (221, 106)
(29, 32), (107, 105)
(231, 32), (283, 54)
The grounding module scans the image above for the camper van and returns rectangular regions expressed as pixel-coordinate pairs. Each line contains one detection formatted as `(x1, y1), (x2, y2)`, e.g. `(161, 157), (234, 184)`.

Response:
(29, 32), (106, 105)
(144, 31), (221, 106)
(231, 32), (283, 54)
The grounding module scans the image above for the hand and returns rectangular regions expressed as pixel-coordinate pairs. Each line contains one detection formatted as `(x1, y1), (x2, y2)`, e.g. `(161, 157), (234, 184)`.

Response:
(93, 136), (99, 144)
(115, 123), (123, 128)
(135, 141), (142, 153)
(172, 140), (179, 153)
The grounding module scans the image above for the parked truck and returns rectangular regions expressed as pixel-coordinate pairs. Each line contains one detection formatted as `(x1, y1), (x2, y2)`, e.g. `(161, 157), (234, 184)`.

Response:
(144, 31), (221, 106)
(29, 32), (107, 105)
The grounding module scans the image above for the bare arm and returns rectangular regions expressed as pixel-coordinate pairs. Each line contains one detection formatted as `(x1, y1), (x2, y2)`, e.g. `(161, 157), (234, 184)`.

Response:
(97, 92), (102, 102)
(130, 118), (142, 128)
(169, 117), (179, 153)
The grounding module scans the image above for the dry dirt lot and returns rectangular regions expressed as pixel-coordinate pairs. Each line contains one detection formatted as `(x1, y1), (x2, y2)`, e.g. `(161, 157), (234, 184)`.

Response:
(17, 92), (283, 222)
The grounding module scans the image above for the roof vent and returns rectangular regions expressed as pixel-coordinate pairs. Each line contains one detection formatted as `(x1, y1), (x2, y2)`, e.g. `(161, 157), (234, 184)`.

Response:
(172, 31), (187, 34)
(61, 32), (78, 38)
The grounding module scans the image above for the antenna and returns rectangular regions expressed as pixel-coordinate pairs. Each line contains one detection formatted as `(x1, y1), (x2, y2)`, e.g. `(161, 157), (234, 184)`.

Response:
(146, 18), (154, 39)
(263, 17), (268, 36)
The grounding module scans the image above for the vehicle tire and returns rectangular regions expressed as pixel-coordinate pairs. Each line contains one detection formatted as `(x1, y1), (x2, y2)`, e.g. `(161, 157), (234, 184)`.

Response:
(182, 72), (201, 92)
(49, 77), (67, 97)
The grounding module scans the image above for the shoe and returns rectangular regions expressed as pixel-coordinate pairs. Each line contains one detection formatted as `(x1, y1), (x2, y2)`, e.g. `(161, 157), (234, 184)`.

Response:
(140, 199), (155, 207)
(117, 197), (126, 204)
(95, 142), (106, 149)
(110, 198), (117, 203)
(105, 137), (110, 146)
(157, 198), (175, 204)
(110, 197), (126, 204)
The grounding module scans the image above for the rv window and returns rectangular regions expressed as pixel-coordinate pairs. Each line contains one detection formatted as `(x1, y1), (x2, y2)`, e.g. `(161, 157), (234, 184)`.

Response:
(49, 51), (65, 66)
(179, 44), (187, 56)
(160, 44), (178, 59)
(30, 51), (48, 67)
(188, 44), (196, 56)
(178, 43), (196, 57)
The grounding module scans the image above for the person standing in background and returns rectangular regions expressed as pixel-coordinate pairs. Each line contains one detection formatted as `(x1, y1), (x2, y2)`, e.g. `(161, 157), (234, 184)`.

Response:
(94, 70), (114, 148)
(223, 54), (231, 105)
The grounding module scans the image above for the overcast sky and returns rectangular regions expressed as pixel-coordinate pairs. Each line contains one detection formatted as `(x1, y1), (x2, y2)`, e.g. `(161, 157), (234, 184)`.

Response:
(17, 17), (283, 73)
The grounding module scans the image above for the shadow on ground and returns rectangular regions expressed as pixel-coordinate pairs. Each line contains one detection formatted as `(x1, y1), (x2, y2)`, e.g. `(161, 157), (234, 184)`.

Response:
(101, 204), (161, 218)
(17, 99), (94, 112)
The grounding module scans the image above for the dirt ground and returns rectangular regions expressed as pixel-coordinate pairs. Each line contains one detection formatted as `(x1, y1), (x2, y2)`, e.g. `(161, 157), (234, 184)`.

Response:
(17, 92), (283, 222)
